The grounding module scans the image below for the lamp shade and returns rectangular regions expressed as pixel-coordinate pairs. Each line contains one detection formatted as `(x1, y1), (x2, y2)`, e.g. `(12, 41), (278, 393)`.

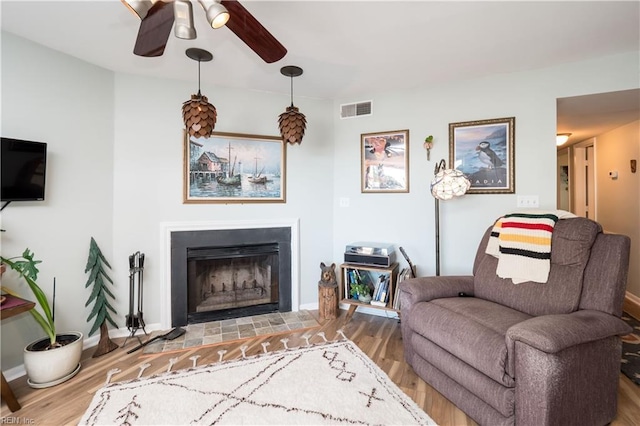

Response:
(121, 0), (154, 19)
(182, 93), (217, 138)
(278, 106), (307, 145)
(198, 0), (230, 29)
(174, 0), (197, 40)
(430, 168), (471, 200)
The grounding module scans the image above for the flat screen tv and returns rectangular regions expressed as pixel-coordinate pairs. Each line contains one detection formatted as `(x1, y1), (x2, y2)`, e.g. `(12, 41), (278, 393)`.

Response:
(1, 137), (47, 202)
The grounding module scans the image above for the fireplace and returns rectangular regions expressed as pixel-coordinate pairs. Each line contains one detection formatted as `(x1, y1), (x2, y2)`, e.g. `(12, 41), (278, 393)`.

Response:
(170, 227), (292, 326)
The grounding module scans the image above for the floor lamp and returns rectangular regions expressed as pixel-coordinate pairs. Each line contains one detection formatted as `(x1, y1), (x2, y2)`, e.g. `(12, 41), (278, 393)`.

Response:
(430, 159), (470, 276)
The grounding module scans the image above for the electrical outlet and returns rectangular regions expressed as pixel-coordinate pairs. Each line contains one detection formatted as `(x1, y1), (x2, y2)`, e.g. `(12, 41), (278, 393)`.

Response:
(517, 195), (539, 208)
(339, 197), (350, 208)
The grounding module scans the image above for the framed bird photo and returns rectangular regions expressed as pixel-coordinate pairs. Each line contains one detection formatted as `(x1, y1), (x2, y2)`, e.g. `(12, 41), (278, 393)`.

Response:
(449, 117), (515, 194)
(361, 129), (410, 193)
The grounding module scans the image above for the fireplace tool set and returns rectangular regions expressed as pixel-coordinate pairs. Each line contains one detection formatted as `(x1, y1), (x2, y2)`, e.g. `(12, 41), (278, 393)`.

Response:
(122, 251), (149, 347)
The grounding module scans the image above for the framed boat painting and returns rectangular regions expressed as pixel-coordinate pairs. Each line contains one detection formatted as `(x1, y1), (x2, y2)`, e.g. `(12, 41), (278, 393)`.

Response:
(361, 129), (410, 193)
(449, 117), (515, 194)
(184, 131), (286, 203)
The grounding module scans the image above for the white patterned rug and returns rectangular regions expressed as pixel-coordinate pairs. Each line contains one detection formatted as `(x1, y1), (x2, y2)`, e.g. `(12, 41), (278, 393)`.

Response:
(80, 339), (436, 425)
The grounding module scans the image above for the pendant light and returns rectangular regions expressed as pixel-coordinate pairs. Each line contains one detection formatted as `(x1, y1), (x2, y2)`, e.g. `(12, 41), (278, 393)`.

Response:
(278, 66), (307, 145)
(182, 48), (217, 138)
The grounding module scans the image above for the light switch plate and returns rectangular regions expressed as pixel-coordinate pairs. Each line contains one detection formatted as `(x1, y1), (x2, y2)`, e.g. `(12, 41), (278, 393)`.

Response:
(517, 195), (539, 208)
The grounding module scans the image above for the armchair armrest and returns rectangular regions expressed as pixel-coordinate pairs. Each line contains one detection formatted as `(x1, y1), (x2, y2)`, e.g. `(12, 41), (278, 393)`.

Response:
(399, 275), (474, 307)
(509, 310), (631, 425)
(506, 310), (631, 354)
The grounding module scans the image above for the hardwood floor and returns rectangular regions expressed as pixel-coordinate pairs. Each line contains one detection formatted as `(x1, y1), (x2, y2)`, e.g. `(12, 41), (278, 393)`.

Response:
(2, 310), (640, 425)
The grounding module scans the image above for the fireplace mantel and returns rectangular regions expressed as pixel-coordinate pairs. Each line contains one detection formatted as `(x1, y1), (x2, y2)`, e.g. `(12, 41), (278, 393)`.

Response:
(160, 219), (300, 329)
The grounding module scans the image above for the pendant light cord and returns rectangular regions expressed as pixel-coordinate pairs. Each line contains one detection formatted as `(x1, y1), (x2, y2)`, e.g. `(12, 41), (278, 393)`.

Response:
(197, 59), (202, 97)
(290, 76), (294, 107)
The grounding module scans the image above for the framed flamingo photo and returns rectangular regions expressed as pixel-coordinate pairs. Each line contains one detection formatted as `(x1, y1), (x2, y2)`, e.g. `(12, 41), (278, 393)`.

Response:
(361, 129), (410, 193)
(449, 117), (515, 194)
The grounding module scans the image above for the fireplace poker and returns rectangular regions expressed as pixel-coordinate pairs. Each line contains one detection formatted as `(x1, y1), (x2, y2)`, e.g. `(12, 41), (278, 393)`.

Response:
(138, 253), (145, 329)
(126, 327), (186, 354)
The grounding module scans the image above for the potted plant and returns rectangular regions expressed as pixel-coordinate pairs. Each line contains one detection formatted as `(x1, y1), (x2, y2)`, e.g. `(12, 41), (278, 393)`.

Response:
(0, 249), (83, 388)
(349, 282), (372, 303)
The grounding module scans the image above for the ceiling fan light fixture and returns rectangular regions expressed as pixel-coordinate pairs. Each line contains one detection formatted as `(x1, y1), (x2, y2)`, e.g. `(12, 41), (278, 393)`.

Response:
(182, 48), (217, 138)
(120, 0), (155, 20)
(557, 133), (572, 146)
(174, 0), (197, 40)
(198, 0), (230, 29)
(278, 65), (307, 145)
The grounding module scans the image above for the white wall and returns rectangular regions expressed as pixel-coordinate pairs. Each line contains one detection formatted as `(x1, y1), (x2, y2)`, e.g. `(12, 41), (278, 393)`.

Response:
(110, 73), (335, 324)
(1, 29), (639, 373)
(1, 33), (114, 369)
(332, 51), (640, 277)
(596, 120), (640, 296)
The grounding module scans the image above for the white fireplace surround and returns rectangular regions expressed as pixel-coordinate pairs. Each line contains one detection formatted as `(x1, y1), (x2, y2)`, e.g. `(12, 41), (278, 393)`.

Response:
(160, 218), (300, 329)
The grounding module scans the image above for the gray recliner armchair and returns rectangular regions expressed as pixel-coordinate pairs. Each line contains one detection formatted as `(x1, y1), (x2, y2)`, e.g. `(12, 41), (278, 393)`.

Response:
(400, 216), (632, 426)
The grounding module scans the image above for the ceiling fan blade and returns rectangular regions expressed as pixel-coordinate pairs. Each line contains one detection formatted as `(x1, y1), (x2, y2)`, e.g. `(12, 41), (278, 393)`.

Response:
(133, 1), (175, 57)
(220, 0), (287, 63)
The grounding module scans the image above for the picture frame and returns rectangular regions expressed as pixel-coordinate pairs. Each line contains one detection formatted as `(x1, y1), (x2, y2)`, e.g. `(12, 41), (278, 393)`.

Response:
(361, 129), (409, 193)
(184, 131), (286, 203)
(449, 117), (515, 194)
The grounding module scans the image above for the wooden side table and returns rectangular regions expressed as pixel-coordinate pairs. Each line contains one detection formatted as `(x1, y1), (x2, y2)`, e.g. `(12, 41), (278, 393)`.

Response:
(1, 294), (35, 412)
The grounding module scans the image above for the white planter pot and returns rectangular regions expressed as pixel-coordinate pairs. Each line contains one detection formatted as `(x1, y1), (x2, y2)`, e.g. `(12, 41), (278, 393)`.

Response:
(23, 331), (83, 388)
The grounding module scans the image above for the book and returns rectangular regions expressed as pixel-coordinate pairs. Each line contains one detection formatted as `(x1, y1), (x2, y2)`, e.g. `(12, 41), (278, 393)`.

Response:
(393, 267), (412, 310)
(373, 275), (388, 302)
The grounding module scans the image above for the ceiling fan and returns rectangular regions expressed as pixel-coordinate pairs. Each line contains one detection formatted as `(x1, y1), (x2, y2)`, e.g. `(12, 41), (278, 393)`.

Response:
(121, 0), (287, 63)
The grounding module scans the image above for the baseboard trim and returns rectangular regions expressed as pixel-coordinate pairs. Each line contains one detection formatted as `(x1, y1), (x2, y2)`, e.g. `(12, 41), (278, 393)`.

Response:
(623, 291), (640, 320)
(3, 323), (162, 382)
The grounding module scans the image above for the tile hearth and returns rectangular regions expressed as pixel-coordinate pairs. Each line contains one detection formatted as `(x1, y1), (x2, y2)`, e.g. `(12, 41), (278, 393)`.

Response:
(142, 311), (319, 355)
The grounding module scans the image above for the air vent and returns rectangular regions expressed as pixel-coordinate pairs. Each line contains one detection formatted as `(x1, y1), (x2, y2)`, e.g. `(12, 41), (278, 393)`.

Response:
(340, 101), (372, 119)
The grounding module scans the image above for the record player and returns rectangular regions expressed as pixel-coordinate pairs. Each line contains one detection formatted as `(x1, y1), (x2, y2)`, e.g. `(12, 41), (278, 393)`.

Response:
(344, 241), (396, 267)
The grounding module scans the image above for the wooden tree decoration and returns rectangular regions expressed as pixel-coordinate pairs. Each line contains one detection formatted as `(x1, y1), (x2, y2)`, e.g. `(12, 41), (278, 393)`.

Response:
(85, 237), (119, 357)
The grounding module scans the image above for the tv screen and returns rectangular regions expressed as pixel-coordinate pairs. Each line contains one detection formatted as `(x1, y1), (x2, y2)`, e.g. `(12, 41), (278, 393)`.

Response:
(1, 137), (47, 202)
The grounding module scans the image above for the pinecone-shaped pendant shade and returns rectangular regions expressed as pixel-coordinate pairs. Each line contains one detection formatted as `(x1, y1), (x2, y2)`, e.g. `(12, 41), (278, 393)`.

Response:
(182, 93), (217, 138)
(278, 105), (307, 145)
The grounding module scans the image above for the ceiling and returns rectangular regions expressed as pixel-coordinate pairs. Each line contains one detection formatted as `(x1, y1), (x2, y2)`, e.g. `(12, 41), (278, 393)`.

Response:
(557, 89), (640, 148)
(1, 1), (639, 141)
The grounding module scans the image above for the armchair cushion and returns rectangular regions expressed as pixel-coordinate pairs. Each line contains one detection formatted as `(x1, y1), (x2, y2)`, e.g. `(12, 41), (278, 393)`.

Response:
(474, 218), (601, 316)
(406, 297), (531, 386)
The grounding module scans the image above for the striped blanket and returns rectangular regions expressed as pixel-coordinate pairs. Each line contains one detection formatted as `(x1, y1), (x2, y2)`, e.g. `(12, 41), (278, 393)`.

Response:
(485, 212), (560, 284)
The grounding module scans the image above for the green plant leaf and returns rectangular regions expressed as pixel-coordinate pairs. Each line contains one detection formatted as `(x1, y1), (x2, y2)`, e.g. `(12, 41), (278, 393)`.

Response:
(29, 309), (55, 346)
(2, 250), (55, 343)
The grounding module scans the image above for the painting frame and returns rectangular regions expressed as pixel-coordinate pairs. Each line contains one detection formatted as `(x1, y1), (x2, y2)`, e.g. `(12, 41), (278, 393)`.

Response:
(183, 131), (286, 204)
(449, 117), (515, 194)
(361, 129), (410, 193)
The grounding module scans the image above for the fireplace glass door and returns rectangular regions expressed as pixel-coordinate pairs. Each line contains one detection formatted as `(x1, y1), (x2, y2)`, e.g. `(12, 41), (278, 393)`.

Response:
(186, 243), (279, 323)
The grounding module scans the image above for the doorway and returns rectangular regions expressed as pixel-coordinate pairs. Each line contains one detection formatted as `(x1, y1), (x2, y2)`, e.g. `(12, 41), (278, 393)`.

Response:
(556, 89), (640, 304)
(570, 141), (596, 219)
